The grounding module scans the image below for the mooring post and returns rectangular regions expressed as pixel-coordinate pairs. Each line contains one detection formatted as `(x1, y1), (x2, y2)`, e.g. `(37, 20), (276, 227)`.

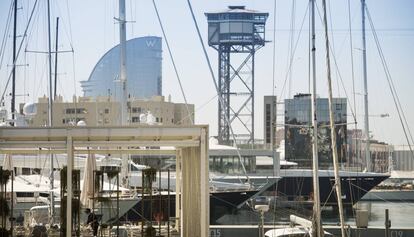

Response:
(385, 209), (391, 237)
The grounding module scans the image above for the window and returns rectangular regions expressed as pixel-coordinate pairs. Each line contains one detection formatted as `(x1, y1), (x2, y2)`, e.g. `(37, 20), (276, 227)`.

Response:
(336, 103), (342, 110)
(104, 108), (110, 114)
(65, 108), (87, 114)
(132, 107), (142, 113)
(132, 117), (140, 123)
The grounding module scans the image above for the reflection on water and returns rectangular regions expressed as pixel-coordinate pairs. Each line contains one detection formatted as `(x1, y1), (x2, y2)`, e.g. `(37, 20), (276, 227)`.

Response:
(323, 201), (414, 228)
(216, 201), (414, 228)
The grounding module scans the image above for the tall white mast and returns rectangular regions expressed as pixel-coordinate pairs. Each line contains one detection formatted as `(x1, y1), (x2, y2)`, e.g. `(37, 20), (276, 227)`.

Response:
(119, 0), (128, 125)
(321, 0), (346, 236)
(310, 0), (323, 236)
(361, 0), (371, 172)
(118, 0), (129, 185)
(46, 0), (55, 224)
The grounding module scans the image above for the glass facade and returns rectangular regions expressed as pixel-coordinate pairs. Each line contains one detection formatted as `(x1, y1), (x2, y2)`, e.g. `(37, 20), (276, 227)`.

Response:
(81, 36), (162, 99)
(284, 94), (347, 168)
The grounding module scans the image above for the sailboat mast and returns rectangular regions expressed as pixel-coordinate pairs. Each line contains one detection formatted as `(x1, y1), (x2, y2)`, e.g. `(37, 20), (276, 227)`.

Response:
(118, 0), (129, 186)
(310, 0), (323, 236)
(119, 0), (128, 125)
(321, 0), (346, 236)
(54, 17), (59, 99)
(361, 0), (371, 172)
(11, 0), (17, 126)
(46, 0), (55, 223)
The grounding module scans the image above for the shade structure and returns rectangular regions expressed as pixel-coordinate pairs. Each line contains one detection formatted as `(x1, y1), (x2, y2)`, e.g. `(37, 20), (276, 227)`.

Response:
(80, 152), (96, 208)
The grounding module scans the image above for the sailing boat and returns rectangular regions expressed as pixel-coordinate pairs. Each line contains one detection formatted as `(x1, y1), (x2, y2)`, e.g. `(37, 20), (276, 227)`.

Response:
(265, 0), (342, 236)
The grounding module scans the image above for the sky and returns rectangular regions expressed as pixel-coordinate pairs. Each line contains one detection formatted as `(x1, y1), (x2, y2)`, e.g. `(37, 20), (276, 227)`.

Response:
(0, 0), (413, 147)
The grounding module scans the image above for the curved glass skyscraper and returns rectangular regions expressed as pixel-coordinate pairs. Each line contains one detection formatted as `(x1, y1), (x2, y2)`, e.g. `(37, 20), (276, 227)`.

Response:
(81, 36), (162, 99)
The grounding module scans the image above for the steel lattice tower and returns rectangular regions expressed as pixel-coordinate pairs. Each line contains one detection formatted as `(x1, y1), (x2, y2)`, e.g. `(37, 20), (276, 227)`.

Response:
(206, 6), (268, 145)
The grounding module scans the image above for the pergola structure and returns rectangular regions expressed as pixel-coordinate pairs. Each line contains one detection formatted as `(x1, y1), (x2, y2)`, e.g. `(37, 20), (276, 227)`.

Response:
(0, 125), (209, 237)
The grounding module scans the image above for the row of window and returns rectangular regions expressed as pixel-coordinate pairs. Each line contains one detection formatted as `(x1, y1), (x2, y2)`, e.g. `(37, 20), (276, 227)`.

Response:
(130, 116), (167, 123)
(64, 108), (111, 115)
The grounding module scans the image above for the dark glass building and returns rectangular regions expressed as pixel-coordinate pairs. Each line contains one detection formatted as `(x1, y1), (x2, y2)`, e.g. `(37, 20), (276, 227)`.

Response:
(81, 36), (162, 99)
(284, 93), (347, 168)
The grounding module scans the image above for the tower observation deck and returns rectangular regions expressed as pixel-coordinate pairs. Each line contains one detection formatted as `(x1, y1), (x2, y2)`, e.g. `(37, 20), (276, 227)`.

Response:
(205, 6), (268, 145)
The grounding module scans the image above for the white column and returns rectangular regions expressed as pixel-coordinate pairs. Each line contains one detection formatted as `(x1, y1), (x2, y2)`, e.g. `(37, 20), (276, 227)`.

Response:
(175, 149), (181, 233)
(199, 128), (209, 237)
(180, 127), (209, 237)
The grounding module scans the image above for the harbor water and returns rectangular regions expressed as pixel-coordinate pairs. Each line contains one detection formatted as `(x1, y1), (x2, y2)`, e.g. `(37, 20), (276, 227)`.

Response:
(215, 201), (414, 228)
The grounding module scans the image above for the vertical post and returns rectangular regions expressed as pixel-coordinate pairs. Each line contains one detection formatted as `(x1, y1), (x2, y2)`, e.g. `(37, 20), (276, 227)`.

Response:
(116, 172), (119, 236)
(46, 0), (55, 224)
(118, 0), (128, 126)
(167, 168), (170, 237)
(159, 168), (162, 235)
(200, 128), (209, 237)
(118, 0), (129, 187)
(361, 0), (371, 172)
(321, 0), (346, 236)
(46, 0), (53, 126)
(66, 136), (73, 237)
(175, 150), (181, 232)
(251, 51), (255, 145)
(11, 0), (17, 125)
(385, 209), (391, 237)
(54, 17), (59, 99)
(141, 168), (144, 236)
(310, 0), (323, 236)
(273, 98), (280, 177)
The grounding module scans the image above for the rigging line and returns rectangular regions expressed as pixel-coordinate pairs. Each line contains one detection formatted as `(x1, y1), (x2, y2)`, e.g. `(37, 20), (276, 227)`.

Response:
(1, 0), (39, 104)
(277, 2), (310, 103)
(327, 0), (340, 97)
(287, 0), (296, 99)
(314, 3), (357, 121)
(0, 1), (14, 71)
(348, 0), (357, 132)
(185, 0), (250, 184)
(54, 1), (73, 51)
(64, 0), (74, 49)
(271, 0), (277, 97)
(366, 6), (414, 157)
(271, 0), (278, 227)
(24, 0), (41, 52)
(308, 0), (311, 94)
(151, 0), (193, 124)
(58, 0), (77, 102)
(366, 6), (413, 146)
(176, 93), (217, 125)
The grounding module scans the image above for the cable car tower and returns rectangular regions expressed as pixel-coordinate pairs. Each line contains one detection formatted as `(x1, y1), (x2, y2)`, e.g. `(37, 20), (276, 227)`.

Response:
(205, 6), (268, 145)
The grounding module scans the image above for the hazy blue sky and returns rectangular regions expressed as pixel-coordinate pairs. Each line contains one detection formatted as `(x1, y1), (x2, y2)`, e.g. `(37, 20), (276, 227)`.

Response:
(0, 0), (413, 147)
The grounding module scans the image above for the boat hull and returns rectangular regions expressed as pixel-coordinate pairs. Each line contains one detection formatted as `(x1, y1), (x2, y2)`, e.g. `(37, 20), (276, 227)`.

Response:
(120, 190), (258, 224)
(271, 171), (389, 206)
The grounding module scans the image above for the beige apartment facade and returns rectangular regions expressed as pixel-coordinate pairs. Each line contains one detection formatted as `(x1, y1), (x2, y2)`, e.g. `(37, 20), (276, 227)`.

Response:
(19, 95), (194, 126)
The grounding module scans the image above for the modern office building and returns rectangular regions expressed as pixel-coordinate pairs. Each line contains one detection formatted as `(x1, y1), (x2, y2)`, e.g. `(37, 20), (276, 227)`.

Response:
(19, 95), (194, 127)
(80, 36), (162, 99)
(263, 96), (277, 148)
(284, 93), (347, 168)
